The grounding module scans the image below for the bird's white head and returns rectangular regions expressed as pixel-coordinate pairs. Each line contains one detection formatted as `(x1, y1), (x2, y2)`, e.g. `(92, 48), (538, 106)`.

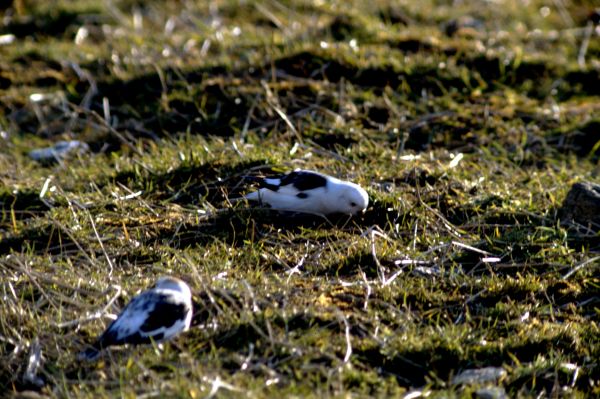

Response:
(335, 182), (369, 215)
(155, 277), (192, 297)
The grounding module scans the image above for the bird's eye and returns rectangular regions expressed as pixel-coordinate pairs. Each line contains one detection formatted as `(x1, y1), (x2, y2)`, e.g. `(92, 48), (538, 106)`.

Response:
(350, 202), (357, 207)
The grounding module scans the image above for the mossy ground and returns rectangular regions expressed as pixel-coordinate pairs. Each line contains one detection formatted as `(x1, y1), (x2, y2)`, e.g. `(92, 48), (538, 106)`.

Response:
(1, 0), (599, 397)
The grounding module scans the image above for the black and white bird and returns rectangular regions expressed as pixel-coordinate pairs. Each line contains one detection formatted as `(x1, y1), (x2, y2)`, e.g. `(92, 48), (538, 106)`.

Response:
(79, 277), (193, 360)
(242, 169), (369, 215)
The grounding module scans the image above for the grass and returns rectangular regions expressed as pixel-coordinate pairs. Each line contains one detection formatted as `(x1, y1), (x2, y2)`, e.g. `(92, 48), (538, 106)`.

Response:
(1, 0), (599, 397)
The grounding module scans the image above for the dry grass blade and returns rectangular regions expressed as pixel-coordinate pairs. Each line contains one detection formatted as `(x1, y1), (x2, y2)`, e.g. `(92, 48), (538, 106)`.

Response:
(562, 255), (600, 280)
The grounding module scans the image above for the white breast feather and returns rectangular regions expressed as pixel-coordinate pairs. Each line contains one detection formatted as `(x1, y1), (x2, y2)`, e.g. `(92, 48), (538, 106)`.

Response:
(257, 186), (329, 214)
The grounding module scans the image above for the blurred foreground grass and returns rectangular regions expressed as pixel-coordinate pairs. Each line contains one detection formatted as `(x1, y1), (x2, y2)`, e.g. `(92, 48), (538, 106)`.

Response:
(0, 0), (599, 397)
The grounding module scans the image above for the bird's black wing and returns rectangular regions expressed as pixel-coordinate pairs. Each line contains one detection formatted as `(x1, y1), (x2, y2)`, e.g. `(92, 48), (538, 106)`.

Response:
(280, 171), (328, 191)
(139, 295), (190, 334)
(93, 292), (188, 348)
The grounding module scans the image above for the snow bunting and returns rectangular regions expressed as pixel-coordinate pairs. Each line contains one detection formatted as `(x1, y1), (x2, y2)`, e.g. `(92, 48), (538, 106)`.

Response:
(243, 169), (369, 215)
(29, 140), (89, 164)
(79, 277), (193, 360)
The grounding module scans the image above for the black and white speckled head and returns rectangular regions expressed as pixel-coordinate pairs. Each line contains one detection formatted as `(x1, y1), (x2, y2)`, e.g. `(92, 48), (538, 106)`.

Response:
(154, 277), (191, 297)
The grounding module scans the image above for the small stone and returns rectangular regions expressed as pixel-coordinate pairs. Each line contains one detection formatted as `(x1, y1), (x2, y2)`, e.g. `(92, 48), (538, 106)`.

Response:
(378, 6), (411, 26)
(559, 182), (600, 229)
(452, 367), (507, 385)
(29, 140), (89, 164)
(476, 387), (508, 399)
(412, 266), (441, 277)
(442, 16), (485, 37)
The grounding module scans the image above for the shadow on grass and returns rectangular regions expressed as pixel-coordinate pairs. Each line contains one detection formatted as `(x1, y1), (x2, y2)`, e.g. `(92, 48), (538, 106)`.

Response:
(271, 50), (599, 100)
(3, 8), (91, 39)
(316, 250), (382, 278)
(361, 322), (588, 388)
(0, 224), (78, 256)
(151, 209), (358, 249)
(150, 200), (408, 250)
(196, 305), (586, 388)
(113, 159), (271, 205)
(550, 119), (600, 159)
(197, 312), (342, 368)
(5, 47), (598, 160)
(0, 189), (48, 223)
